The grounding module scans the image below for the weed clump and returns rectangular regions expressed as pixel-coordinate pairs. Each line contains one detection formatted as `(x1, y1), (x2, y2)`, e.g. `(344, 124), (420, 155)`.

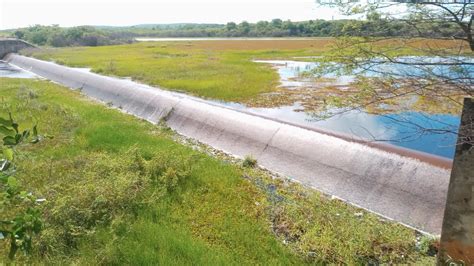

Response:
(242, 155), (257, 168)
(147, 150), (192, 193)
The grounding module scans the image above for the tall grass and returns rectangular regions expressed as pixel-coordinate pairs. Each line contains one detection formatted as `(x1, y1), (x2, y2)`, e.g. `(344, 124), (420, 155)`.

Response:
(23, 39), (465, 103)
(23, 41), (323, 101)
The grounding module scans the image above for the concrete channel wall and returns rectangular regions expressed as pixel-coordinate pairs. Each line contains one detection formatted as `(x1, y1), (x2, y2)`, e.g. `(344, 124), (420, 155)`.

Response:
(5, 53), (452, 234)
(0, 39), (35, 59)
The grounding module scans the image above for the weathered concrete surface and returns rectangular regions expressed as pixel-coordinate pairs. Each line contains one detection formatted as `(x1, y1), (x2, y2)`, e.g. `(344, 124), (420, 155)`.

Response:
(5, 54), (452, 234)
(439, 98), (474, 264)
(0, 39), (35, 58)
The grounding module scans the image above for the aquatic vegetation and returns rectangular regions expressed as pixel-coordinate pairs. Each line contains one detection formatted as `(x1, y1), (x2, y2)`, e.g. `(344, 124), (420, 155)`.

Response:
(23, 41), (328, 102)
(246, 60), (466, 116)
(24, 39), (467, 116)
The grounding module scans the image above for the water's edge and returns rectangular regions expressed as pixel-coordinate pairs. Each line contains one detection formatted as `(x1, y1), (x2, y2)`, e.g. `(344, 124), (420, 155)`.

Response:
(5, 54), (450, 234)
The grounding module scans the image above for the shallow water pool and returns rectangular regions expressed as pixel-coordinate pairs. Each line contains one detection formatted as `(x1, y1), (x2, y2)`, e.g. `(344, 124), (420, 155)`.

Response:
(0, 60), (37, 79)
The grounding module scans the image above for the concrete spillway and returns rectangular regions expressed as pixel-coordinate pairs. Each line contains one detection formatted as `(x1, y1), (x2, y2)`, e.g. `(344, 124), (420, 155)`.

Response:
(5, 53), (451, 234)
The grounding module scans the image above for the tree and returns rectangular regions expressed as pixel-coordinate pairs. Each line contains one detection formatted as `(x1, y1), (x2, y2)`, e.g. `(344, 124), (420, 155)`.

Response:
(239, 21), (251, 35)
(13, 31), (24, 39)
(271, 18), (283, 28)
(314, 0), (473, 147)
(226, 22), (237, 31)
(313, 2), (473, 262)
(282, 20), (298, 35)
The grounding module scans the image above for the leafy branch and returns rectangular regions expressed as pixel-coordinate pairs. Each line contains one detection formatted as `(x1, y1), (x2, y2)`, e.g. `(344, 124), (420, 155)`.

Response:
(0, 113), (47, 260)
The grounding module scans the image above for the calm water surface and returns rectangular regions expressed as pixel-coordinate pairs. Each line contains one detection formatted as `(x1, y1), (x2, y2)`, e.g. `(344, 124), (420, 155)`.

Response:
(0, 61), (37, 78)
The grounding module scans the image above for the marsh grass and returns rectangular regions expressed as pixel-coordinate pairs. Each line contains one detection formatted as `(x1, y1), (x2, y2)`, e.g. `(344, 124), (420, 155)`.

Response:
(23, 41), (328, 102)
(24, 39), (466, 104)
(0, 78), (435, 264)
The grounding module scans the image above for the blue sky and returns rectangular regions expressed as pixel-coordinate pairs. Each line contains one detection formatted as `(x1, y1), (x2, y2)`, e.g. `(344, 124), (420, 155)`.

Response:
(0, 0), (347, 30)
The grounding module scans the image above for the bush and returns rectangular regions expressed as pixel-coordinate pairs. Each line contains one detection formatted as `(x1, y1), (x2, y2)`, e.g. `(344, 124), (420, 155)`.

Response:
(242, 155), (257, 168)
(146, 150), (192, 193)
(0, 114), (44, 260)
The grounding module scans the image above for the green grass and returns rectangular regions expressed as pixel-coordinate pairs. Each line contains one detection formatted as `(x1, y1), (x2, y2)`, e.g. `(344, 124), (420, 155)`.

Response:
(23, 39), (467, 104)
(23, 41), (325, 102)
(0, 78), (435, 264)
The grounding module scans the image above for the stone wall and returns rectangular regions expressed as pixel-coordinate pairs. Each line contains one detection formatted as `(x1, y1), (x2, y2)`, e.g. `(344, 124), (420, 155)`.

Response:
(0, 39), (35, 59)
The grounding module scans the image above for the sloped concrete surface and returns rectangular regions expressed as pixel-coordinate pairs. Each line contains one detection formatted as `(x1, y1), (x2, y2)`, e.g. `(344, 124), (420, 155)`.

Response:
(5, 53), (451, 234)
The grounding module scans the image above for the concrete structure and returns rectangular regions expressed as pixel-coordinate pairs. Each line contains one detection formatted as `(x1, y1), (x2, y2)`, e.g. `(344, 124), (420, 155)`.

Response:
(439, 98), (474, 264)
(4, 53), (452, 234)
(0, 39), (35, 59)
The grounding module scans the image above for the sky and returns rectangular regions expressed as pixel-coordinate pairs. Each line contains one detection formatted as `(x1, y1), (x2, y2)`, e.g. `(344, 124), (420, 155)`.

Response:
(0, 0), (345, 30)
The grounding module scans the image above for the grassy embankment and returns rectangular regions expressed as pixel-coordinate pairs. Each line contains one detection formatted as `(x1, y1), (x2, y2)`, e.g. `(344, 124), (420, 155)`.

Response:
(1, 78), (435, 264)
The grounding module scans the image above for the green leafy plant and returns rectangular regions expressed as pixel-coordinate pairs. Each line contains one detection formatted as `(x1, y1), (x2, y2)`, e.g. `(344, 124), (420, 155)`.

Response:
(0, 113), (44, 260)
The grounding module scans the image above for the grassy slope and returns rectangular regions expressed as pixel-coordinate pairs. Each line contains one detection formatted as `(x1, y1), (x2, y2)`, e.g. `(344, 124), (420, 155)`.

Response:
(0, 78), (435, 264)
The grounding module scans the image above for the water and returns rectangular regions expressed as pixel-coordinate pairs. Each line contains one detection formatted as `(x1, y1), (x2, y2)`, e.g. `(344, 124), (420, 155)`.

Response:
(357, 56), (474, 81)
(255, 57), (474, 87)
(238, 60), (463, 159)
(0, 61), (37, 78)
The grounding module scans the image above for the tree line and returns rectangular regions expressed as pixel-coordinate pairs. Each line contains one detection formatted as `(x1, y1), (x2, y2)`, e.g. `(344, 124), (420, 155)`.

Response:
(4, 18), (461, 47)
(8, 25), (133, 47)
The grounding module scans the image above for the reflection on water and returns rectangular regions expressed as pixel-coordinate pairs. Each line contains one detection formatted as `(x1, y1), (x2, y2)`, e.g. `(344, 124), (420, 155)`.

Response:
(254, 60), (320, 87)
(243, 60), (463, 159)
(256, 57), (474, 88)
(0, 61), (37, 79)
(217, 101), (459, 159)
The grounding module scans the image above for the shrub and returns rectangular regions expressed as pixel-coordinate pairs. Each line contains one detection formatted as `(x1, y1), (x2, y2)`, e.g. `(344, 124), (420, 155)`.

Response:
(0, 113), (44, 260)
(146, 151), (192, 193)
(242, 155), (257, 168)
